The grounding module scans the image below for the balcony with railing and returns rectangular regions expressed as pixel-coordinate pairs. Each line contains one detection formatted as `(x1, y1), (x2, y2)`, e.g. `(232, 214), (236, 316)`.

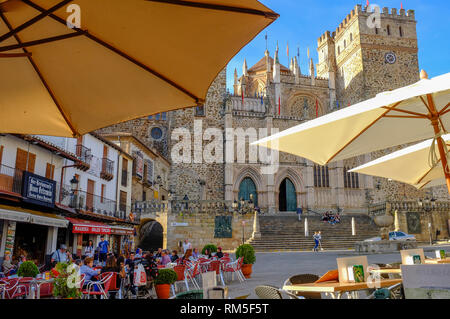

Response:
(75, 144), (92, 171)
(0, 164), (23, 197)
(56, 183), (134, 221)
(100, 158), (114, 181)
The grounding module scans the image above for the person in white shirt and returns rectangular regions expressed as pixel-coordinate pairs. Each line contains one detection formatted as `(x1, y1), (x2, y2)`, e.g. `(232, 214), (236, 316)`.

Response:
(182, 239), (192, 254)
(84, 240), (95, 258)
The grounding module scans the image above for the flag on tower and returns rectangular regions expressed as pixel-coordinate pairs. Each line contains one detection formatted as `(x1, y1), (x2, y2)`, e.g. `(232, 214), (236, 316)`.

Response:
(287, 42), (289, 59)
(401, 2), (403, 9)
(260, 94), (263, 106)
(241, 89), (244, 105)
(366, 0), (370, 6)
(307, 47), (310, 59)
(297, 46), (300, 58)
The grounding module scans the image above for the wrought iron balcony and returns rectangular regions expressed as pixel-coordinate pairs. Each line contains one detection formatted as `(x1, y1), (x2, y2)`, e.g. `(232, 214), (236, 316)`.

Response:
(75, 144), (92, 170)
(101, 158), (114, 181)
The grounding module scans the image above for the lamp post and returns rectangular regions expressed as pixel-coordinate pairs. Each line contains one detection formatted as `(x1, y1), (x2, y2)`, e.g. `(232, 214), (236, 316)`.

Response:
(418, 196), (436, 245)
(233, 194), (255, 244)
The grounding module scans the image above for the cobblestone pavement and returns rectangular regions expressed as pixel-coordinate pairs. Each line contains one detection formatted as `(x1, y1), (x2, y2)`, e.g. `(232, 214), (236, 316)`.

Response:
(224, 244), (450, 299)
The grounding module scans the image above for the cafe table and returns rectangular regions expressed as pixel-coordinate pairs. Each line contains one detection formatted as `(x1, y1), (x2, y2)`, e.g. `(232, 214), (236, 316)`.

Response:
(424, 258), (450, 264)
(283, 278), (402, 299)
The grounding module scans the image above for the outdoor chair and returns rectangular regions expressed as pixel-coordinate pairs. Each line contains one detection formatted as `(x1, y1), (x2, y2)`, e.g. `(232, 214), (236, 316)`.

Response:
(208, 260), (225, 286)
(171, 289), (203, 299)
(255, 285), (303, 299)
(185, 262), (201, 290)
(2, 278), (27, 299)
(223, 259), (244, 283)
(82, 272), (114, 299)
(283, 274), (321, 299)
(172, 265), (189, 295)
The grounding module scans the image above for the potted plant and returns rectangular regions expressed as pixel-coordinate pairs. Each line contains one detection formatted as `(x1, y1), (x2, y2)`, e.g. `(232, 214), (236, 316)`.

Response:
(17, 261), (39, 278)
(235, 244), (256, 278)
(154, 268), (177, 299)
(51, 262), (82, 299)
(201, 244), (218, 255)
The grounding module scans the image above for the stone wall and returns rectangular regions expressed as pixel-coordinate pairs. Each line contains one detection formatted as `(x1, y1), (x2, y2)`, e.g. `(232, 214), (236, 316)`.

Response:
(159, 211), (255, 252)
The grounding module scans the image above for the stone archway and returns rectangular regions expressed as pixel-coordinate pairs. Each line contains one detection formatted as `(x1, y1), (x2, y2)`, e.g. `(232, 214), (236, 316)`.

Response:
(275, 168), (306, 211)
(233, 166), (264, 207)
(279, 178), (297, 212)
(138, 219), (164, 252)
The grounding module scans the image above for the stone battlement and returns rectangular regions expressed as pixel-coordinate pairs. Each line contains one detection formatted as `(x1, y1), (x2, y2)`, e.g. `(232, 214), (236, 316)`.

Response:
(318, 4), (415, 46)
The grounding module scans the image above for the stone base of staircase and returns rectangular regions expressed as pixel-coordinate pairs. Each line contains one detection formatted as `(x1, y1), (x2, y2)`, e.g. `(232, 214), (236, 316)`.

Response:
(247, 213), (381, 252)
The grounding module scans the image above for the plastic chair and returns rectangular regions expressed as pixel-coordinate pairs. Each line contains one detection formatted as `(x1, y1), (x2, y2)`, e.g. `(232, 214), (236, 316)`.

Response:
(223, 259), (244, 283)
(283, 274), (321, 299)
(206, 286), (227, 299)
(2, 278), (27, 299)
(172, 265), (189, 295)
(208, 260), (225, 286)
(83, 272), (114, 299)
(185, 263), (201, 289)
(255, 285), (303, 299)
(366, 283), (404, 299)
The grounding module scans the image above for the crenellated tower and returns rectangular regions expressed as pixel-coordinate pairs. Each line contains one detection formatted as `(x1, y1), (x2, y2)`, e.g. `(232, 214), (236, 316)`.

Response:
(317, 4), (419, 106)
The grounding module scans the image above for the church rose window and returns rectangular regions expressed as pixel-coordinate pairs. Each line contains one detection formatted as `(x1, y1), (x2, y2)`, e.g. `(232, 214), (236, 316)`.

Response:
(151, 127), (163, 140)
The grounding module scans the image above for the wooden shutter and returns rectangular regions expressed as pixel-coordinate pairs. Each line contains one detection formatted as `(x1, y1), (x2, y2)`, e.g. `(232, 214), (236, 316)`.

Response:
(27, 153), (36, 173)
(15, 148), (28, 171)
(45, 163), (55, 180)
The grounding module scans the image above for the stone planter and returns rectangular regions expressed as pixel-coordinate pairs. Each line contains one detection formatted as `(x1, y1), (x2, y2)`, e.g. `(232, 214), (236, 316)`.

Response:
(374, 215), (394, 240)
(241, 264), (253, 278)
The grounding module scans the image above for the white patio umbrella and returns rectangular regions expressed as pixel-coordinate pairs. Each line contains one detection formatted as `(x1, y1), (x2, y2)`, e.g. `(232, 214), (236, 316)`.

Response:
(349, 135), (450, 190)
(253, 70), (450, 194)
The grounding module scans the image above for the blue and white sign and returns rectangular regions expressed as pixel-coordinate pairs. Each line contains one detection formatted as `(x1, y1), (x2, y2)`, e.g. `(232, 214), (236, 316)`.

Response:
(22, 172), (56, 208)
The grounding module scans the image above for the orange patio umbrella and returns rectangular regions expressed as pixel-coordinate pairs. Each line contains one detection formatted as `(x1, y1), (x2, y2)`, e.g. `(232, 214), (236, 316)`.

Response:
(0, 0), (278, 137)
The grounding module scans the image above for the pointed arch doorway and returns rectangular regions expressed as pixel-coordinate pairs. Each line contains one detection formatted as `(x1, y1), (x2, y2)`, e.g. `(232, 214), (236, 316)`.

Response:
(238, 177), (258, 206)
(279, 178), (297, 212)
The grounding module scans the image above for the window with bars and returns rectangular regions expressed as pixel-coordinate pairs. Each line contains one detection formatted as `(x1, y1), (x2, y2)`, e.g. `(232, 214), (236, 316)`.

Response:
(314, 165), (330, 188)
(343, 167), (360, 189)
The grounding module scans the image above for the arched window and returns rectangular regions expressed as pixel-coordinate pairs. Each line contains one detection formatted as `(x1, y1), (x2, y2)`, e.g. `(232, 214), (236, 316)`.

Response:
(238, 177), (258, 206)
(387, 25), (391, 36)
(344, 40), (347, 48)
(350, 33), (353, 42)
(279, 178), (297, 212)
(399, 26), (403, 37)
(337, 46), (340, 55)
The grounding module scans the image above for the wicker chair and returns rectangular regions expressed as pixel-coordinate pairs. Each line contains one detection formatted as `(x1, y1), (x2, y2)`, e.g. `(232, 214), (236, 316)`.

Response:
(283, 274), (321, 299)
(255, 285), (302, 299)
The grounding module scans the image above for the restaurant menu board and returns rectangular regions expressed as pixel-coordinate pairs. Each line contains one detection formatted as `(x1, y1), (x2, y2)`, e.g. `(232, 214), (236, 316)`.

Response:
(5, 221), (16, 255)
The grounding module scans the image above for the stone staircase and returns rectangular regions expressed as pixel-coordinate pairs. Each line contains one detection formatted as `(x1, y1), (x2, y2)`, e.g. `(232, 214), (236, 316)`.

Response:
(247, 213), (381, 252)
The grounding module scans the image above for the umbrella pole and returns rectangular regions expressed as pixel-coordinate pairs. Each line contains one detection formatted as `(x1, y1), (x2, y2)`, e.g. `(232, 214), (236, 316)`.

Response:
(428, 92), (450, 195)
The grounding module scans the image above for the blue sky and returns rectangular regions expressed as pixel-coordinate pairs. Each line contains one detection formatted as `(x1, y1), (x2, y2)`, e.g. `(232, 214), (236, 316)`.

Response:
(226, 0), (450, 90)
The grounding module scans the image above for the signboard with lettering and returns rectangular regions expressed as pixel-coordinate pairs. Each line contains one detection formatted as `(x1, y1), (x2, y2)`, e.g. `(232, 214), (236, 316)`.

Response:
(22, 171), (56, 208)
(133, 151), (144, 179)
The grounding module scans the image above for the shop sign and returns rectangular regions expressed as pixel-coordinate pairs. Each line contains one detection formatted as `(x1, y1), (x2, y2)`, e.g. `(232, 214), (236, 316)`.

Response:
(22, 172), (56, 208)
(110, 227), (134, 235)
(72, 224), (111, 234)
(133, 151), (144, 179)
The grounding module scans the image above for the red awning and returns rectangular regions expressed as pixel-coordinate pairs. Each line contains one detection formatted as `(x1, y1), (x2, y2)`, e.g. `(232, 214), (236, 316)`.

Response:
(66, 217), (111, 235)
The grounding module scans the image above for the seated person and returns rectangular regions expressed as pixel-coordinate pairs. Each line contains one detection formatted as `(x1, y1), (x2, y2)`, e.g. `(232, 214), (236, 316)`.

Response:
(181, 249), (193, 264)
(135, 248), (143, 259)
(170, 250), (179, 263)
(80, 257), (101, 287)
(204, 249), (212, 259)
(215, 247), (224, 259)
(2, 251), (16, 275)
(192, 248), (199, 260)
(160, 250), (171, 266)
(155, 248), (162, 258)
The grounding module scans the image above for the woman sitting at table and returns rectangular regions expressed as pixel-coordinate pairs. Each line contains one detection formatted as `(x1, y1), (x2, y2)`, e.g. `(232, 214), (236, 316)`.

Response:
(160, 250), (171, 266)
(215, 247), (224, 259)
(192, 248), (199, 260)
(80, 257), (101, 287)
(204, 248), (212, 259)
(181, 249), (193, 264)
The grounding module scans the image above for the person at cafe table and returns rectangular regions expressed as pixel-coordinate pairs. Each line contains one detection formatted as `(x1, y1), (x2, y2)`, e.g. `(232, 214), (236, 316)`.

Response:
(51, 244), (72, 266)
(80, 257), (101, 287)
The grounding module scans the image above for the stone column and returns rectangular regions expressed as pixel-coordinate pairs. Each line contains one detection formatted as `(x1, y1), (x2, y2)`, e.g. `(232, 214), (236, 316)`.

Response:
(224, 102), (234, 202)
(305, 160), (315, 209)
(351, 217), (356, 236)
(264, 116), (276, 213)
(335, 160), (345, 208)
(304, 218), (309, 237)
(251, 210), (261, 240)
